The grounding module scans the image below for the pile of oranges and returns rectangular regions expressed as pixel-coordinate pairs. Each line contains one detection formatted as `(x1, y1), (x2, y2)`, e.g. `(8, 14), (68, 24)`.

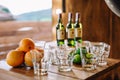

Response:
(6, 38), (43, 67)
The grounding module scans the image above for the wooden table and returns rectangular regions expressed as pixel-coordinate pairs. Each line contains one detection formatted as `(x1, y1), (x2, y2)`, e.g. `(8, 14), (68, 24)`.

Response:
(0, 58), (120, 80)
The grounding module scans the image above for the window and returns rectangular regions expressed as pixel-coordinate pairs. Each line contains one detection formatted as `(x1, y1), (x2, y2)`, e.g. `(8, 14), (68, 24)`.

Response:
(0, 0), (52, 21)
(0, 0), (52, 46)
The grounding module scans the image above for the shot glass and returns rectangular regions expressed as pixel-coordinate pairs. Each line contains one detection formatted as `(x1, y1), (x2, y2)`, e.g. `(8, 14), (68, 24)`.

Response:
(80, 46), (97, 71)
(56, 45), (75, 72)
(30, 48), (49, 76)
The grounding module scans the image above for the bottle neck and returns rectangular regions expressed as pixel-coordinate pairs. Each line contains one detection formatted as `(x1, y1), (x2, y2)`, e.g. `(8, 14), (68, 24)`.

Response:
(58, 18), (62, 23)
(68, 18), (72, 23)
(75, 13), (80, 23)
(68, 13), (72, 23)
(75, 18), (79, 23)
(58, 13), (62, 23)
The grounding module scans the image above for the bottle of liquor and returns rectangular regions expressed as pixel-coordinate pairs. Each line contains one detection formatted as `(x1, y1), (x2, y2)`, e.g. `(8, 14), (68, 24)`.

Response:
(74, 12), (82, 43)
(66, 13), (75, 47)
(56, 13), (65, 46)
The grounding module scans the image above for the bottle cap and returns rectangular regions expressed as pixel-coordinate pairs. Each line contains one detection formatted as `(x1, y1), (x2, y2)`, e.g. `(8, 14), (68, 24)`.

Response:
(58, 13), (62, 19)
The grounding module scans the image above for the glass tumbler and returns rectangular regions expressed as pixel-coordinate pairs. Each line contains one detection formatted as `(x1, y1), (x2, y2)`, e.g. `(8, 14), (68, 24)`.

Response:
(99, 43), (111, 66)
(48, 45), (59, 65)
(80, 45), (97, 71)
(30, 48), (49, 76)
(90, 43), (105, 66)
(56, 45), (75, 72)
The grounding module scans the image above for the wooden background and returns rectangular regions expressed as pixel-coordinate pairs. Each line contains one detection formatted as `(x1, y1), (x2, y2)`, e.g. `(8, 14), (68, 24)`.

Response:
(0, 21), (52, 44)
(52, 0), (120, 59)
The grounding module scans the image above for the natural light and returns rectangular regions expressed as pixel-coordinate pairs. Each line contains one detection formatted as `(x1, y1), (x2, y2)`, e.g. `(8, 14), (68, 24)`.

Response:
(0, 0), (52, 15)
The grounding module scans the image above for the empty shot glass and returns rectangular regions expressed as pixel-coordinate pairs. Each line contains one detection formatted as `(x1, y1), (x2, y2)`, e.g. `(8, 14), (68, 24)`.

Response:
(30, 48), (49, 76)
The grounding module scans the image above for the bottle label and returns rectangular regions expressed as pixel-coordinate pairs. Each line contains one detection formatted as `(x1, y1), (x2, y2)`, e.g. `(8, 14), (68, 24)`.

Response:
(57, 30), (65, 40)
(75, 28), (82, 37)
(68, 29), (74, 38)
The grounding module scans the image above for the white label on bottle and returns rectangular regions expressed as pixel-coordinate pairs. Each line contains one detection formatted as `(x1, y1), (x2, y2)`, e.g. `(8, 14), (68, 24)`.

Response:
(57, 30), (65, 40)
(68, 29), (74, 38)
(75, 28), (82, 37)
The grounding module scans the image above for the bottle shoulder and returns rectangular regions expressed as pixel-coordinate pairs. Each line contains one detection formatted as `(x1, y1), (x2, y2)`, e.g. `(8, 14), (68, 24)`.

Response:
(74, 22), (82, 28)
(56, 23), (65, 29)
(66, 23), (74, 28)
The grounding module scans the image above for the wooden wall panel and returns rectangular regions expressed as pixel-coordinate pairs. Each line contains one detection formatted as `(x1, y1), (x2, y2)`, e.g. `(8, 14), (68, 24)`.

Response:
(53, 0), (110, 42)
(52, 0), (120, 59)
(112, 14), (120, 59)
(52, 0), (62, 40)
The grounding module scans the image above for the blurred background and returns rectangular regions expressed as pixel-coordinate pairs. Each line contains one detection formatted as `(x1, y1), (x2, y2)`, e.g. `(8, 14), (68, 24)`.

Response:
(0, 0), (52, 21)
(0, 0), (52, 45)
(0, 0), (120, 60)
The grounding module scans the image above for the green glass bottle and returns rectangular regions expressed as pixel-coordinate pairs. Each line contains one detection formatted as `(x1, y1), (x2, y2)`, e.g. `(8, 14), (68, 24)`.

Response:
(56, 13), (65, 46)
(74, 12), (82, 43)
(66, 13), (75, 47)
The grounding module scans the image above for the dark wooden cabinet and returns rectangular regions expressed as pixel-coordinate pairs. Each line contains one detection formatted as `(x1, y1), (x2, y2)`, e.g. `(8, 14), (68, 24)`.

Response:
(52, 0), (120, 59)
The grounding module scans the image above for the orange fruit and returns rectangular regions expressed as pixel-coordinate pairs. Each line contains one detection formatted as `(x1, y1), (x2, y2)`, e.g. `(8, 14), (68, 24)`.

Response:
(35, 48), (44, 58)
(15, 47), (20, 50)
(19, 38), (35, 52)
(6, 50), (25, 67)
(24, 48), (44, 67)
(24, 51), (33, 67)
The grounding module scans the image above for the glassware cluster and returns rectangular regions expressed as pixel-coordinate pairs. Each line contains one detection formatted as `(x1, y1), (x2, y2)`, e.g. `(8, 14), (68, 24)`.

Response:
(30, 40), (111, 76)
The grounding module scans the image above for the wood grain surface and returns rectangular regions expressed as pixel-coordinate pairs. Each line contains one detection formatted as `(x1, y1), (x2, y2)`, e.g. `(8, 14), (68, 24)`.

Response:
(0, 58), (120, 80)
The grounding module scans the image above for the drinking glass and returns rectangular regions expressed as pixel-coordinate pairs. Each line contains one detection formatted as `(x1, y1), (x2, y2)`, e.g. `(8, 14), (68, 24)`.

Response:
(90, 42), (105, 66)
(56, 45), (75, 72)
(48, 44), (59, 65)
(30, 43), (50, 76)
(82, 41), (91, 52)
(99, 43), (111, 66)
(80, 45), (97, 71)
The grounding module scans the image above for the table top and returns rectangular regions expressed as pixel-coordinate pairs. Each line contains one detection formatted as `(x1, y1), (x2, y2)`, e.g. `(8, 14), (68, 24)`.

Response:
(0, 58), (120, 80)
